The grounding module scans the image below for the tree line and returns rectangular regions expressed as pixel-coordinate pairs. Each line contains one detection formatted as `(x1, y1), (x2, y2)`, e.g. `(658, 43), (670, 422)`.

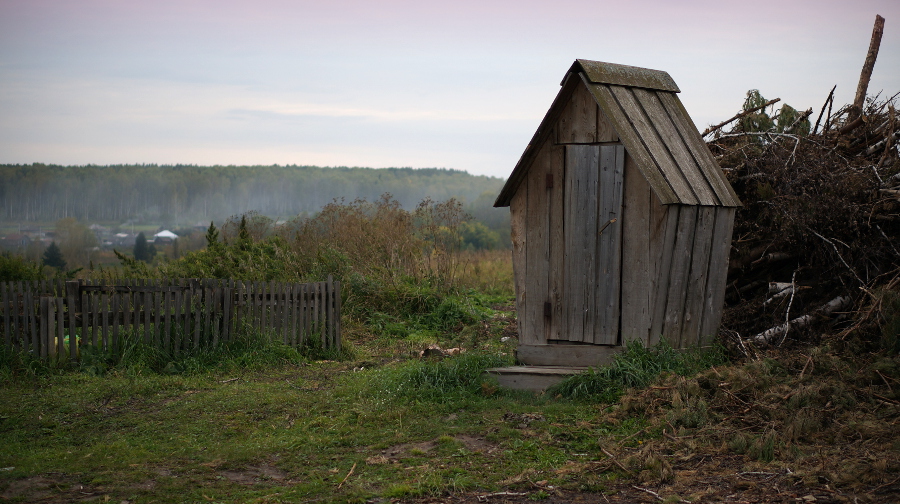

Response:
(0, 164), (506, 224)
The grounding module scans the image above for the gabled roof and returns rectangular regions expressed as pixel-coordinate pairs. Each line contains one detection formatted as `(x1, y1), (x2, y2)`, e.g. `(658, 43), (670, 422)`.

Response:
(495, 59), (740, 208)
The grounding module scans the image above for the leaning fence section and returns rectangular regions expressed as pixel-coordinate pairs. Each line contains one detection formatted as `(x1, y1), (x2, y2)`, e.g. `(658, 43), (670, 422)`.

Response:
(0, 277), (341, 360)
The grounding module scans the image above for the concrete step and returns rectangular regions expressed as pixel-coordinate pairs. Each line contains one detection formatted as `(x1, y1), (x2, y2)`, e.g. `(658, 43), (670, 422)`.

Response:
(484, 366), (589, 392)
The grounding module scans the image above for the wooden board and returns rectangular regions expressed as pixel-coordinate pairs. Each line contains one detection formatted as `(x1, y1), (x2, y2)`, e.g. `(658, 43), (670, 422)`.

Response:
(679, 206), (715, 346)
(583, 78), (679, 205)
(657, 92), (741, 207)
(2, 283), (9, 347)
(649, 204), (678, 346)
(619, 153), (652, 345)
(485, 366), (589, 392)
(557, 81), (597, 144)
(510, 175), (528, 343)
(662, 206), (699, 344)
(699, 208), (736, 343)
(564, 145), (600, 343)
(516, 343), (622, 367)
(608, 85), (699, 206)
(632, 88), (718, 206)
(597, 107), (619, 143)
(524, 141), (552, 345)
(547, 143), (566, 342)
(595, 145), (624, 345)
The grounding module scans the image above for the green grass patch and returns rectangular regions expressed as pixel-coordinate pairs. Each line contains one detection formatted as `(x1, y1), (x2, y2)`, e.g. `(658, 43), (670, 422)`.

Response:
(547, 340), (729, 402)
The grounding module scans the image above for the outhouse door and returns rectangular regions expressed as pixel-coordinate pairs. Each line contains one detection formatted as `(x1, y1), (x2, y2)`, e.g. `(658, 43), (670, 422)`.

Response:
(560, 144), (625, 345)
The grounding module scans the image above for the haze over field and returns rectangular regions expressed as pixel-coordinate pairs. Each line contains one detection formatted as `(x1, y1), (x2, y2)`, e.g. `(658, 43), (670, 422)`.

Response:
(1, 0), (899, 178)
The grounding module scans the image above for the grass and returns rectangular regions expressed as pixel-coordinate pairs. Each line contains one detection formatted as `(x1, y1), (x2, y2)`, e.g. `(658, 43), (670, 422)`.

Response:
(0, 297), (659, 503)
(547, 339), (729, 402)
(2, 319), (899, 502)
(1, 200), (898, 502)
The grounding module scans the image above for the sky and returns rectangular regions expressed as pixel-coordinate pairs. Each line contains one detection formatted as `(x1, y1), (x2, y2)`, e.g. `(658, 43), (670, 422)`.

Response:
(1, 0), (899, 179)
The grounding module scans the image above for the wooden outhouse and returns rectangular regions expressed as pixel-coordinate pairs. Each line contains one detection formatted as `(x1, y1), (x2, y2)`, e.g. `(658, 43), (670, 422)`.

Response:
(495, 60), (741, 367)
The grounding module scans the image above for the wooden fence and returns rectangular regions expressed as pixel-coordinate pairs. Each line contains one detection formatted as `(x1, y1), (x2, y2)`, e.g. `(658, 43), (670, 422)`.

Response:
(0, 277), (341, 360)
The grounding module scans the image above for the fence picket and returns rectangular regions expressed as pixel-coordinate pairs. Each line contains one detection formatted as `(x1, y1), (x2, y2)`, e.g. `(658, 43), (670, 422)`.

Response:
(56, 297), (65, 359)
(210, 286), (219, 347)
(111, 292), (120, 352)
(163, 289), (171, 354)
(101, 293), (109, 351)
(2, 283), (9, 348)
(153, 281), (161, 348)
(27, 287), (37, 355)
(326, 276), (334, 349)
(335, 280), (341, 350)
(222, 283), (228, 342)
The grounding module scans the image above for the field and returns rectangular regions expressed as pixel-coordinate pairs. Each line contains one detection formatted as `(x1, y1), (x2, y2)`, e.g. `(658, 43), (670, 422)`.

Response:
(2, 295), (899, 503)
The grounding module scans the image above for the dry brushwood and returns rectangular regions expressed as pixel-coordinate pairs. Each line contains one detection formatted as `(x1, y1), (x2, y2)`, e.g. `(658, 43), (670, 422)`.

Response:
(711, 87), (900, 346)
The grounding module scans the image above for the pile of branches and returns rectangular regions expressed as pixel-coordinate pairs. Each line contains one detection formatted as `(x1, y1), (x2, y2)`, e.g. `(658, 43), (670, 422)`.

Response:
(708, 87), (900, 350)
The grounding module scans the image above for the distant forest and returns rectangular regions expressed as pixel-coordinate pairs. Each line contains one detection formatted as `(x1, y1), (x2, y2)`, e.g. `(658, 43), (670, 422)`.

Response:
(0, 164), (507, 225)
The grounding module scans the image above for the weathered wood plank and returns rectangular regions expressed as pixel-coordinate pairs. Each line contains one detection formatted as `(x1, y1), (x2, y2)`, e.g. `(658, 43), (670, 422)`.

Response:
(173, 290), (183, 355)
(564, 145), (600, 343)
(608, 85), (699, 206)
(111, 293), (120, 352)
(223, 286), (232, 343)
(699, 208), (736, 344)
(101, 293), (110, 350)
(56, 298), (65, 359)
(283, 282), (291, 345)
(301, 283), (310, 346)
(620, 152), (652, 345)
(510, 176), (528, 342)
(662, 206), (699, 344)
(80, 291), (90, 351)
(524, 141), (551, 346)
(650, 205), (680, 345)
(583, 79), (679, 205)
(138, 282), (150, 345)
(327, 277), (335, 348)
(39, 296), (49, 359)
(657, 92), (741, 207)
(680, 206), (716, 346)
(192, 282), (201, 349)
(289, 284), (298, 347)
(203, 284), (213, 347)
(163, 289), (172, 352)
(595, 144), (625, 345)
(315, 282), (323, 347)
(547, 143), (566, 342)
(50, 300), (64, 360)
(597, 106), (619, 142)
(557, 81), (597, 144)
(632, 88), (717, 205)
(121, 289), (130, 343)
(2, 283), (9, 348)
(334, 280), (342, 349)
(516, 343), (622, 367)
(27, 288), (37, 355)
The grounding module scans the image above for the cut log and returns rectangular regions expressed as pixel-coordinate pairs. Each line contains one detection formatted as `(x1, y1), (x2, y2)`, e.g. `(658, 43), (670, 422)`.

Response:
(751, 295), (852, 345)
(850, 14), (885, 120)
